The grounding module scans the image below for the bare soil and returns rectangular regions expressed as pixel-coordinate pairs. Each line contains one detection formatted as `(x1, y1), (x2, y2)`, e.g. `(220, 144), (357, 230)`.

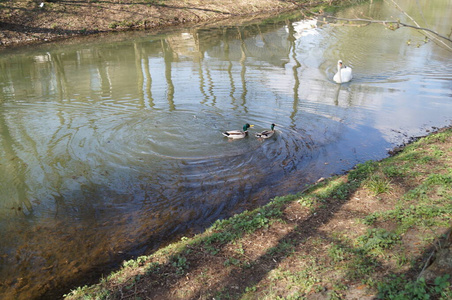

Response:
(0, 0), (308, 47)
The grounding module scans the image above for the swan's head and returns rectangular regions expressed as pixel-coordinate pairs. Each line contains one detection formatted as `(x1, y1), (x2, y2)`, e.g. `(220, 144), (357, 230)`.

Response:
(337, 60), (343, 66)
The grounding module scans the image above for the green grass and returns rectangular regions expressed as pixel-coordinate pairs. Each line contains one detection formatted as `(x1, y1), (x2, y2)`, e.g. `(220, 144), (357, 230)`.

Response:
(377, 274), (451, 300)
(357, 228), (400, 253)
(364, 175), (392, 195)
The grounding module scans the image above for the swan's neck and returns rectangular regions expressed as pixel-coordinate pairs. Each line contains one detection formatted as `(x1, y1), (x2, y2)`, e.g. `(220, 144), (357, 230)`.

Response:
(337, 65), (342, 83)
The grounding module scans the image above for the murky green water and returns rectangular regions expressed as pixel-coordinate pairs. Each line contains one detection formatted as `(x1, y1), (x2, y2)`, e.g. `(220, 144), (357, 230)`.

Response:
(1, 0), (451, 298)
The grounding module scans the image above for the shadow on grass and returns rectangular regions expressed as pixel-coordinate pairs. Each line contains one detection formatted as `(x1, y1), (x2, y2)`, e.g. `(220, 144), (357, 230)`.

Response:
(78, 145), (452, 299)
(195, 175), (367, 299)
(70, 163), (374, 299)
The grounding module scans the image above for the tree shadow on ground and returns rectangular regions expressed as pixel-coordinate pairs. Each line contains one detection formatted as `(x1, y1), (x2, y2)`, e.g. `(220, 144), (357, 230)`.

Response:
(105, 150), (452, 299)
(0, 21), (85, 35)
(104, 171), (372, 299)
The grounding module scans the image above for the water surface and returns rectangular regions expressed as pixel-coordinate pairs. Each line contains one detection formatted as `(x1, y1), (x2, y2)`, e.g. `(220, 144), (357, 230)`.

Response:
(0, 0), (451, 298)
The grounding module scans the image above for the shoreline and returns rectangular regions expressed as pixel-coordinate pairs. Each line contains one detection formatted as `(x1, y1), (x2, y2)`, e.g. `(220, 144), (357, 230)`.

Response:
(0, 0), (326, 49)
(65, 126), (452, 299)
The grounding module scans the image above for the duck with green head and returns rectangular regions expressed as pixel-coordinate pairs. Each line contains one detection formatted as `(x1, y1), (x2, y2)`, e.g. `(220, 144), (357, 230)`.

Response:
(255, 123), (276, 139)
(222, 123), (254, 139)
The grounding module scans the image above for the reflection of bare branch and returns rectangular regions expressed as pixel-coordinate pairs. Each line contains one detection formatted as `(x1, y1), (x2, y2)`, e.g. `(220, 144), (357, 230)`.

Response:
(384, 0), (451, 50)
(308, 0), (452, 52)
(316, 15), (451, 43)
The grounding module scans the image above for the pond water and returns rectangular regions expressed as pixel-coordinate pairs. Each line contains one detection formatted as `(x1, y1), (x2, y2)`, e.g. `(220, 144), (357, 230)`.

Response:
(1, 0), (451, 298)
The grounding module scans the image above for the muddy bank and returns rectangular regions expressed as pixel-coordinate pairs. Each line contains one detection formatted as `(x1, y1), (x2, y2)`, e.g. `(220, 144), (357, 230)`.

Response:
(0, 0), (329, 48)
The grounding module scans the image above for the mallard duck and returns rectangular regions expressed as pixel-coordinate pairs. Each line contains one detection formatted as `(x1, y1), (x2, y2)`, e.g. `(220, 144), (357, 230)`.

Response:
(222, 123), (254, 139)
(255, 123), (276, 139)
(333, 60), (352, 83)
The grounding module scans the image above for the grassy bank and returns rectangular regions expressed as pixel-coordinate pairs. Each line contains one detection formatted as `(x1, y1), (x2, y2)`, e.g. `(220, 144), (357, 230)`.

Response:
(0, 0), (349, 47)
(65, 128), (452, 299)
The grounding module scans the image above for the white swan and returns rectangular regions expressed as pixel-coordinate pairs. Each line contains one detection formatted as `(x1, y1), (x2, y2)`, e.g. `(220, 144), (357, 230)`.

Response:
(333, 60), (352, 83)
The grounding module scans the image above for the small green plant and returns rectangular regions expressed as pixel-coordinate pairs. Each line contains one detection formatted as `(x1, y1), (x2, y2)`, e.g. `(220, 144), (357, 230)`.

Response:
(298, 195), (316, 207)
(345, 254), (379, 282)
(224, 257), (240, 266)
(145, 262), (161, 275)
(348, 160), (378, 181)
(394, 252), (409, 268)
(234, 242), (245, 255)
(401, 205), (445, 221)
(328, 244), (346, 262)
(204, 244), (219, 255)
(268, 240), (295, 256)
(363, 213), (379, 225)
(123, 258), (139, 269)
(397, 149), (420, 162)
(136, 255), (147, 266)
(290, 268), (321, 291)
(365, 175), (392, 196)
(332, 183), (352, 200)
(431, 145), (445, 157)
(425, 174), (452, 186)
(382, 165), (405, 178)
(404, 186), (429, 201)
(329, 290), (344, 300)
(227, 208), (280, 233)
(171, 255), (189, 275)
(245, 286), (257, 292)
(109, 22), (119, 29)
(419, 155), (435, 164)
(377, 274), (451, 299)
(357, 228), (400, 252)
